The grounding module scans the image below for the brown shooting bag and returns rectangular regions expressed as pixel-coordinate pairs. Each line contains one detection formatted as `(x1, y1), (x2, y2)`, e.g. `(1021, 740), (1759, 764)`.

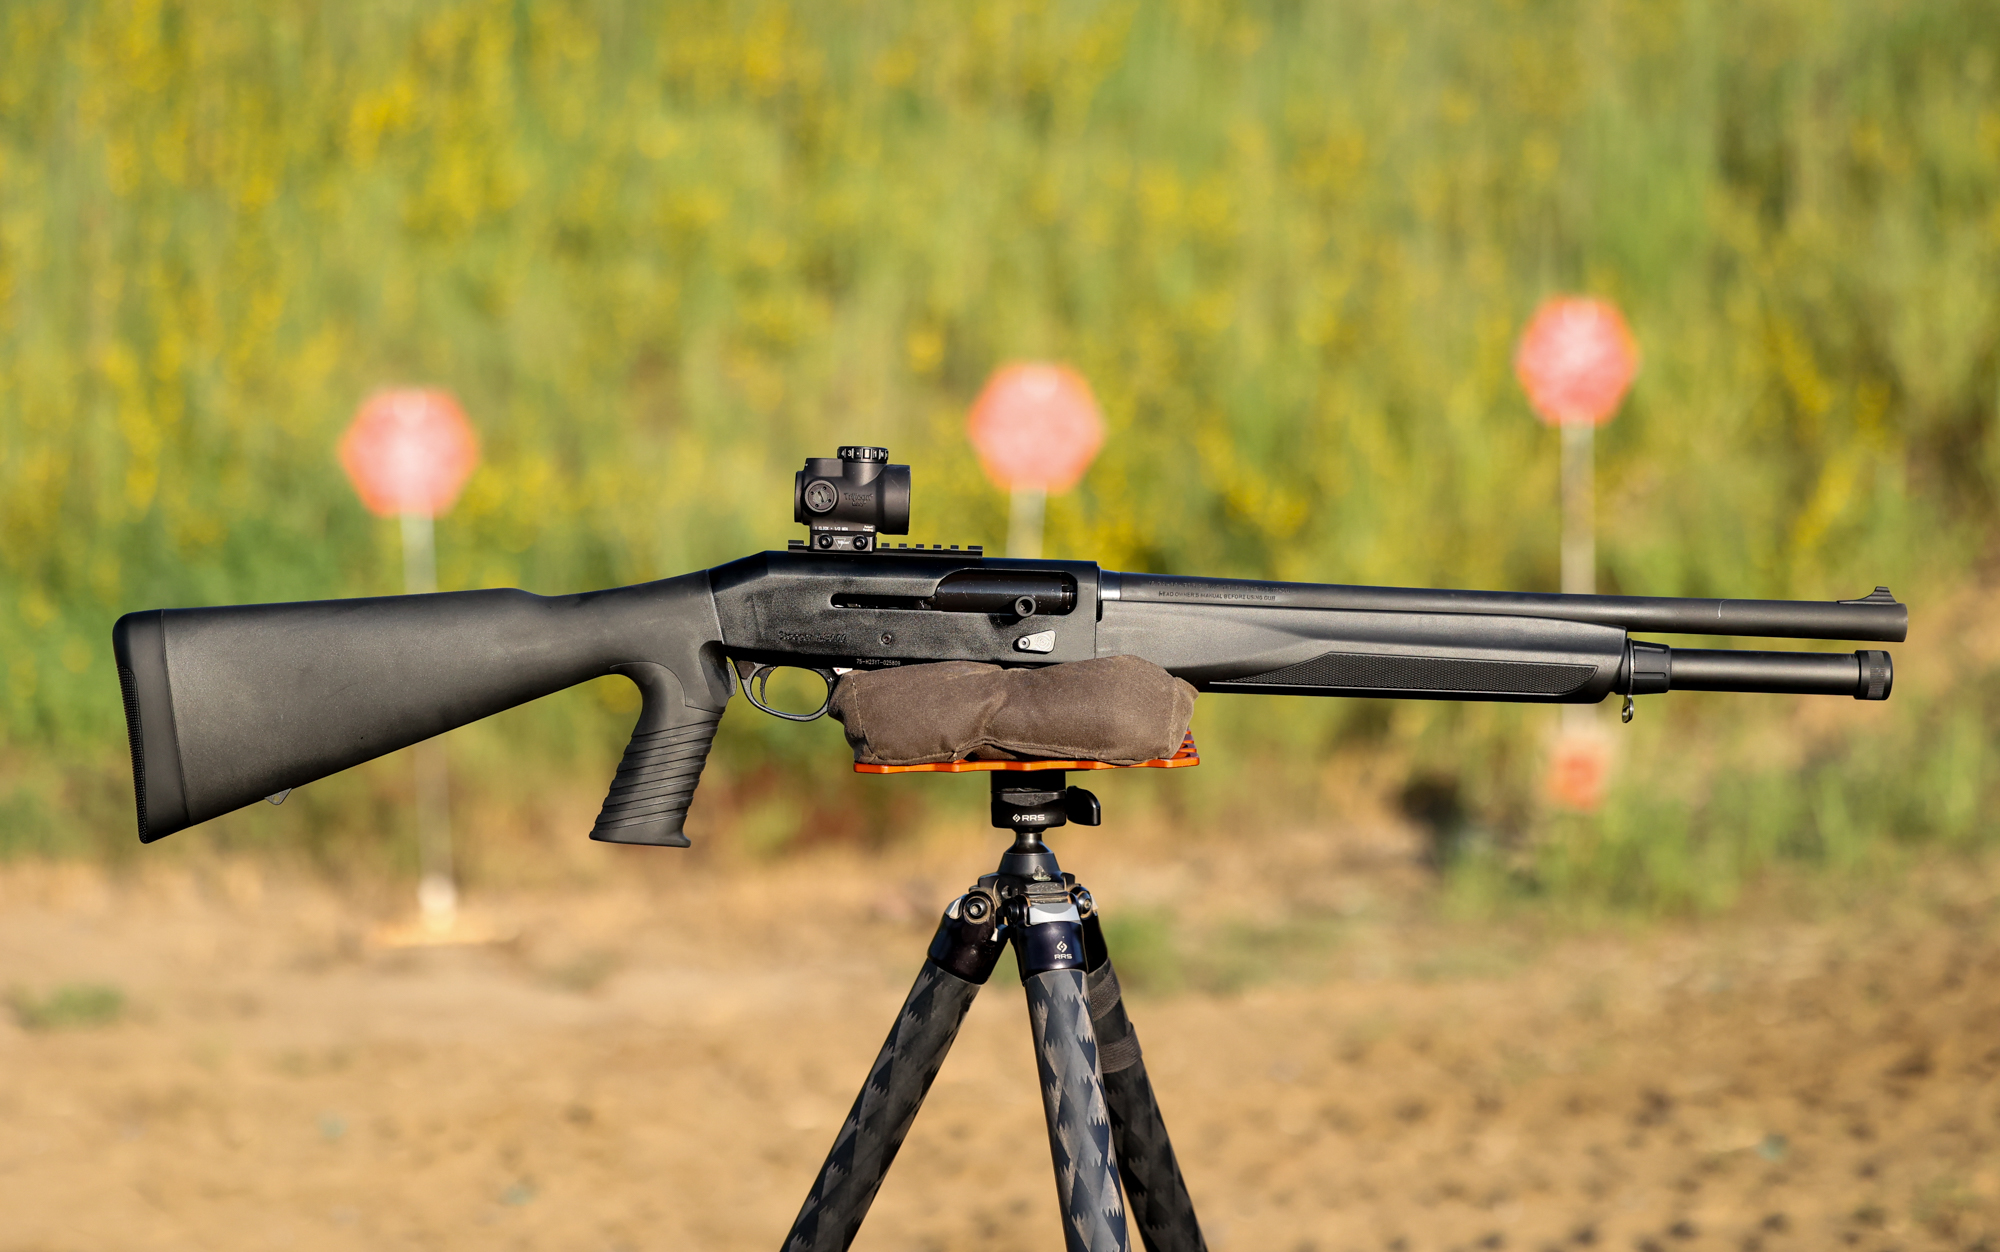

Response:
(827, 655), (1197, 767)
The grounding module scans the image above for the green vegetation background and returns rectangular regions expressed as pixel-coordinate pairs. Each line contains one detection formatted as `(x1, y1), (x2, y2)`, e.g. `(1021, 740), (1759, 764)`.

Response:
(3, 0), (1995, 910)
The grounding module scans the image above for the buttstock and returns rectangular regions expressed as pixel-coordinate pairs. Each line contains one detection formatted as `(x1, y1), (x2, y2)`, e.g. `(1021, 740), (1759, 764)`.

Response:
(111, 572), (730, 845)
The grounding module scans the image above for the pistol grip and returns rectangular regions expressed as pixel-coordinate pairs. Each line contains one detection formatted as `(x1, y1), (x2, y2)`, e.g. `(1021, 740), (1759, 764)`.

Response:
(590, 662), (725, 848)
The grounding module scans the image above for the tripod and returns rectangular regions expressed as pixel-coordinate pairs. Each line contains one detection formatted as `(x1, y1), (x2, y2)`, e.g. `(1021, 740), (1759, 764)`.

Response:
(781, 770), (1208, 1252)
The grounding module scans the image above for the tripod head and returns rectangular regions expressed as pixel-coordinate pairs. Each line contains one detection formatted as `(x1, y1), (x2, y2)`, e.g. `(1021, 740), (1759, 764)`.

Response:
(991, 771), (1102, 878)
(991, 773), (1101, 832)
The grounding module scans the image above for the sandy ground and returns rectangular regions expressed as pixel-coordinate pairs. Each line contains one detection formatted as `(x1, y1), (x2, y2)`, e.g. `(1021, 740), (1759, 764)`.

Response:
(1, 821), (1997, 1252)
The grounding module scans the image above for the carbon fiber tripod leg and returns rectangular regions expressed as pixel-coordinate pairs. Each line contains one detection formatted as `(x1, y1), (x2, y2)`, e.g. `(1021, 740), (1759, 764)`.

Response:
(1025, 965), (1131, 1252)
(782, 889), (1006, 1252)
(1081, 923), (1208, 1252)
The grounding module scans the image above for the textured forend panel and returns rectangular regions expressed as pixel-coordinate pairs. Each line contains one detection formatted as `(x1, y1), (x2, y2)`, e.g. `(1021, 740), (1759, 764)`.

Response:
(783, 960), (981, 1252)
(1026, 968), (1130, 1252)
(1216, 651), (1594, 696)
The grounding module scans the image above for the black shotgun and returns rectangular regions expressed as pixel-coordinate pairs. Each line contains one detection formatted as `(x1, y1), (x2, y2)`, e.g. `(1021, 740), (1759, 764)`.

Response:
(113, 446), (1904, 847)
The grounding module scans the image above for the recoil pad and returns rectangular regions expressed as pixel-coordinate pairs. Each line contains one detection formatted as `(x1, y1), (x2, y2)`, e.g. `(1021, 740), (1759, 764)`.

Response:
(590, 662), (726, 848)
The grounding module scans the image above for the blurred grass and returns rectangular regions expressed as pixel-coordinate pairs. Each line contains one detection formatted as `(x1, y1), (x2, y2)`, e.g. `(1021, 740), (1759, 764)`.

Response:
(6, 982), (127, 1032)
(2, 0), (1997, 910)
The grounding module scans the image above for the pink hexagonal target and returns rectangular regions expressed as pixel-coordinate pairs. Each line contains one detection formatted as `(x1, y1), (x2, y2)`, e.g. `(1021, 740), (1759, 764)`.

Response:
(966, 363), (1105, 492)
(1514, 298), (1639, 427)
(339, 389), (481, 518)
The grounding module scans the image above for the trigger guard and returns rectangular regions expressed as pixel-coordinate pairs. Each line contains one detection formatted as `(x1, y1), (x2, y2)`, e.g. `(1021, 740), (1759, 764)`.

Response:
(739, 663), (836, 723)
